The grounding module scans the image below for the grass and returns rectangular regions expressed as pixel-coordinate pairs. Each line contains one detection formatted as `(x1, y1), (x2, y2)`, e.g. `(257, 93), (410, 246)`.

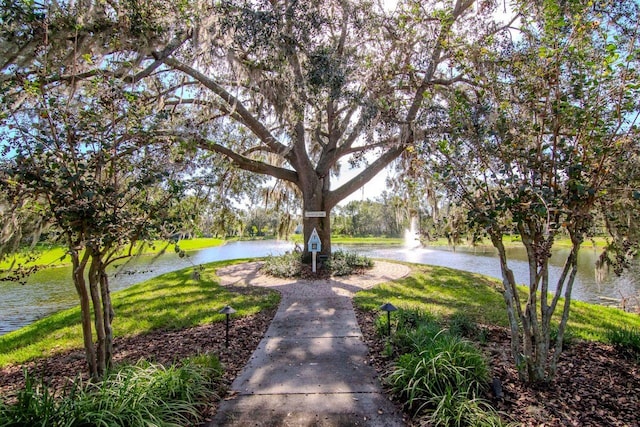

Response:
(423, 236), (608, 250)
(3, 258), (638, 368)
(354, 264), (640, 343)
(0, 259), (279, 367)
(0, 356), (222, 426)
(0, 238), (225, 271)
(290, 235), (404, 245)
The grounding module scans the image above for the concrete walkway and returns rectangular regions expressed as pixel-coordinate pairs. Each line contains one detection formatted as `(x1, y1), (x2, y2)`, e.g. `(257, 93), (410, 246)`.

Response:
(207, 260), (411, 426)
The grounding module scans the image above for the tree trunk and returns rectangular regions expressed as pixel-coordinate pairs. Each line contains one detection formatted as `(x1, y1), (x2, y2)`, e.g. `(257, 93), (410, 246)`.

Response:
(100, 270), (114, 372)
(302, 197), (331, 262)
(71, 250), (98, 379)
(88, 254), (106, 377)
(300, 176), (332, 262)
(490, 233), (526, 380)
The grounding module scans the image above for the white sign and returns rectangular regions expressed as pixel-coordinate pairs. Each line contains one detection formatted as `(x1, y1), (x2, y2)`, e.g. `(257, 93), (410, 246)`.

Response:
(308, 228), (321, 253)
(304, 211), (327, 218)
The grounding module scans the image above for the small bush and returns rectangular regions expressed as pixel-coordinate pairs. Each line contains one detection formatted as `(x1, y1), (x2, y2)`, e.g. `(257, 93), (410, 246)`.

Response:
(448, 312), (479, 339)
(261, 251), (303, 278)
(326, 250), (373, 276)
(388, 333), (490, 412)
(382, 308), (502, 425)
(429, 391), (506, 427)
(0, 370), (60, 426)
(385, 309), (440, 353)
(262, 250), (373, 278)
(607, 327), (640, 358)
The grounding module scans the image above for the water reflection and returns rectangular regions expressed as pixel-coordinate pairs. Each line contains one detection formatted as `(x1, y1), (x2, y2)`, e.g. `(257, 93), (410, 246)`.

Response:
(1, 240), (638, 335)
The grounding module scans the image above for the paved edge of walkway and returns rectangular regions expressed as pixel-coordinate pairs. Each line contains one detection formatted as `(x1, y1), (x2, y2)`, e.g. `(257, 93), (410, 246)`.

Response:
(206, 260), (411, 427)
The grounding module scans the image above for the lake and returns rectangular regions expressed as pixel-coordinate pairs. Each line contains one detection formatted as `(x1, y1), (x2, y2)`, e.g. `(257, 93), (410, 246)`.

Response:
(1, 240), (638, 335)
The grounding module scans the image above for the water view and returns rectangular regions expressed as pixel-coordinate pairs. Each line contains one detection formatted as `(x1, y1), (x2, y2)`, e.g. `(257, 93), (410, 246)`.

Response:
(1, 240), (638, 335)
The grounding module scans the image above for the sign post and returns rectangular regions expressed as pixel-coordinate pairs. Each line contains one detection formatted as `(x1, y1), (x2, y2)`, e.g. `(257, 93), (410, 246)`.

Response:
(307, 228), (322, 273)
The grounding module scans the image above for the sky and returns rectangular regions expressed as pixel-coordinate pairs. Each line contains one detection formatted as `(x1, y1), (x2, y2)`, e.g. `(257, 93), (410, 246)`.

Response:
(333, 161), (390, 205)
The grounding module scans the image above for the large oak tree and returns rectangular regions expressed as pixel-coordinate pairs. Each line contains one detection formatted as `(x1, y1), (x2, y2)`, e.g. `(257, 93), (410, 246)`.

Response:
(1, 0), (502, 259)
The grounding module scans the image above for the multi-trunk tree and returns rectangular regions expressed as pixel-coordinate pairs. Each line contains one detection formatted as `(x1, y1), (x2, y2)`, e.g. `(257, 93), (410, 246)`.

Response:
(425, 0), (640, 382)
(0, 77), (189, 379)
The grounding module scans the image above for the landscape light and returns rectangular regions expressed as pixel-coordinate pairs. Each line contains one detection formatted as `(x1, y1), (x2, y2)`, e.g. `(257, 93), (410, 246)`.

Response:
(379, 302), (398, 337)
(218, 305), (236, 347)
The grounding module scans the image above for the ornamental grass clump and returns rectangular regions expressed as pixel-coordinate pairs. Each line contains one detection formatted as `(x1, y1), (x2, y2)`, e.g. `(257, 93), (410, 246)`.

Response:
(325, 250), (373, 276)
(382, 309), (504, 427)
(606, 327), (640, 359)
(0, 354), (221, 427)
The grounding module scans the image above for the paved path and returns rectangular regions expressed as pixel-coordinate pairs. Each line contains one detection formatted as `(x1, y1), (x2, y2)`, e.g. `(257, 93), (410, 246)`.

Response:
(207, 261), (411, 426)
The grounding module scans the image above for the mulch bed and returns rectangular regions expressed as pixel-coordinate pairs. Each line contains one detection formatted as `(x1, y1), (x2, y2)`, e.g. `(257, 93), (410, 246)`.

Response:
(0, 305), (277, 423)
(356, 308), (640, 427)
(2, 295), (639, 426)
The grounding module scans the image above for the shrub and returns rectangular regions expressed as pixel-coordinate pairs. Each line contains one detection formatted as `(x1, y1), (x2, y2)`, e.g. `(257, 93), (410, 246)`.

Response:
(326, 250), (373, 276)
(0, 370), (60, 426)
(429, 391), (506, 427)
(382, 308), (502, 425)
(392, 321), (442, 355)
(261, 251), (303, 278)
(387, 333), (490, 413)
(262, 249), (373, 278)
(448, 312), (479, 339)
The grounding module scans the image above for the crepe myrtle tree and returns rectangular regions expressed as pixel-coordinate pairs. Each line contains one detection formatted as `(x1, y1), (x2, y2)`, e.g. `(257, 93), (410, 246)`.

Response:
(1, 0), (506, 261)
(425, 0), (640, 382)
(0, 78), (190, 379)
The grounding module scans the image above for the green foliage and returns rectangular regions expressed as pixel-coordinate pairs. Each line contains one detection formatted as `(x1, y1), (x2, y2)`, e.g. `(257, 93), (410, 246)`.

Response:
(0, 369), (59, 426)
(332, 198), (407, 238)
(428, 392), (505, 427)
(325, 250), (373, 276)
(387, 309), (442, 354)
(385, 313), (495, 424)
(374, 308), (499, 423)
(261, 251), (303, 278)
(0, 358), (220, 426)
(606, 327), (640, 358)
(448, 312), (480, 340)
(261, 250), (373, 278)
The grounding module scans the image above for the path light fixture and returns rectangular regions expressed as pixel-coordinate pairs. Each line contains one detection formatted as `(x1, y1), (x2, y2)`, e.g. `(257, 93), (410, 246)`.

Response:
(379, 302), (398, 337)
(218, 305), (236, 347)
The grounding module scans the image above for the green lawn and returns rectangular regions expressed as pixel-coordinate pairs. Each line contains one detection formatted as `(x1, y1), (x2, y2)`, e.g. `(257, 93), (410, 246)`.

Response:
(354, 263), (640, 342)
(3, 259), (637, 368)
(423, 236), (608, 250)
(0, 259), (279, 367)
(0, 238), (225, 271)
(291, 235), (404, 245)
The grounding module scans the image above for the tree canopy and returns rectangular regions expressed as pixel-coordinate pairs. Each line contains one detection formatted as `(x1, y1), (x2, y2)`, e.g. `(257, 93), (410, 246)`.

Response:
(423, 0), (640, 382)
(1, 0), (506, 257)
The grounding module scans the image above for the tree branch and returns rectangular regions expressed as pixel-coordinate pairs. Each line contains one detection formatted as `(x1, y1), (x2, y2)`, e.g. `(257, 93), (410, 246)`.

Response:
(162, 57), (290, 157)
(156, 131), (299, 184)
(327, 144), (405, 207)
